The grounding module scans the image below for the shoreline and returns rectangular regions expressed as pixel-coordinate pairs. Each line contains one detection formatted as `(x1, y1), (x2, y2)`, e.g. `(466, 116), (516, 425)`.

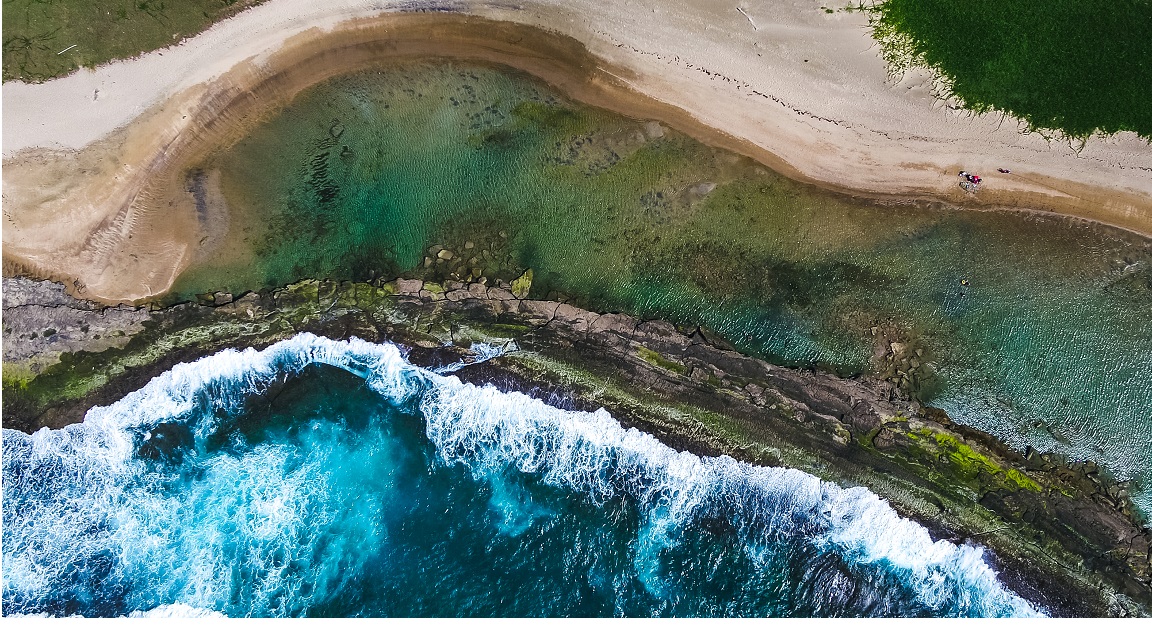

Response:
(4, 5), (1152, 303)
(4, 3), (1150, 614)
(3, 274), (1149, 616)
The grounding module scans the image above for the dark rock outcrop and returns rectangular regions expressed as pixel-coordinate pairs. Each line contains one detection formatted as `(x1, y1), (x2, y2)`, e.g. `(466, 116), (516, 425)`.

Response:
(2, 275), (1150, 616)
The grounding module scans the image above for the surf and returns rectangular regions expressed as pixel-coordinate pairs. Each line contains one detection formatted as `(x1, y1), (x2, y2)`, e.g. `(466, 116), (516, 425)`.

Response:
(1, 333), (1043, 617)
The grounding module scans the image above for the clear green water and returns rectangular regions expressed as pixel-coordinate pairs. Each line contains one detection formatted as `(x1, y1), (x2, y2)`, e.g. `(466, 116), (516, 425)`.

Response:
(174, 61), (1152, 515)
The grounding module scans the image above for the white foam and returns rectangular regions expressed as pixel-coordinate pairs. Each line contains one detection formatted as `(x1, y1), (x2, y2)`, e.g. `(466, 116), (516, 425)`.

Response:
(127, 604), (227, 618)
(432, 340), (517, 374)
(2, 333), (1045, 617)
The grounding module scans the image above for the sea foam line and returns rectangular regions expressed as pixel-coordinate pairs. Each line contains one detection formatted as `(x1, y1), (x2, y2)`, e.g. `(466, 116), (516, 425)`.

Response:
(3, 333), (1044, 617)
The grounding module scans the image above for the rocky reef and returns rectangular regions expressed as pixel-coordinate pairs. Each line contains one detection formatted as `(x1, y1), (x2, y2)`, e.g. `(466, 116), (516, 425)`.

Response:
(2, 274), (1150, 616)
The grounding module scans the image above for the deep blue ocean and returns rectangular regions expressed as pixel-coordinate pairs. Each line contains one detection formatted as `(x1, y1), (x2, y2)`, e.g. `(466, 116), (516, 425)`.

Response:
(2, 334), (1042, 617)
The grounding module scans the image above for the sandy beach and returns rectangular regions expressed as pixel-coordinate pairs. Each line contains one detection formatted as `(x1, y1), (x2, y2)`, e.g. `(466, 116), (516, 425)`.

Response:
(4, 0), (1151, 303)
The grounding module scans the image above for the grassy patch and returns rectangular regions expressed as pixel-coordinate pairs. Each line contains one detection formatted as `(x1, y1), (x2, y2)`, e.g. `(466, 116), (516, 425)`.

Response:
(866, 0), (1152, 140)
(3, 0), (265, 82)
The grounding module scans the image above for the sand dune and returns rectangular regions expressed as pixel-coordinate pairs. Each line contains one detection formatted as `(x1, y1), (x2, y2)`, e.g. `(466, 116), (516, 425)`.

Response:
(4, 0), (1150, 302)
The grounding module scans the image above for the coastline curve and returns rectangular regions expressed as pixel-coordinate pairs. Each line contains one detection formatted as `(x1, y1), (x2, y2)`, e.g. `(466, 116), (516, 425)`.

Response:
(3, 7), (1152, 303)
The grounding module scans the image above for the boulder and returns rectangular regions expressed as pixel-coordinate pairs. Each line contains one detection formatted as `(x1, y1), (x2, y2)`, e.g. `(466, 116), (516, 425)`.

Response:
(395, 279), (423, 295)
(488, 287), (516, 301)
(511, 269), (533, 299)
(553, 303), (600, 333)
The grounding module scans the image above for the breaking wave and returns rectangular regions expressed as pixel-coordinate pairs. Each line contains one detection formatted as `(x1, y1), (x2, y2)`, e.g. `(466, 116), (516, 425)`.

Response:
(2, 334), (1043, 617)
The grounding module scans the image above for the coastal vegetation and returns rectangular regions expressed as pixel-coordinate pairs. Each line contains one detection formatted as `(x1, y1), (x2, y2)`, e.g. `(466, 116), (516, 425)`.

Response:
(866, 0), (1152, 141)
(2, 0), (265, 82)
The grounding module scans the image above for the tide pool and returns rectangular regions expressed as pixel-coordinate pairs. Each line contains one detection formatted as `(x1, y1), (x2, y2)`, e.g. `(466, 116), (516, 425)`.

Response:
(171, 61), (1152, 516)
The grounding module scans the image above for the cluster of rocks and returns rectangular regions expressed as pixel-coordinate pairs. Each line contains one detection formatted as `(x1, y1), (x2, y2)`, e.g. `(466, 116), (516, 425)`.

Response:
(867, 323), (937, 396)
(415, 229), (519, 285)
(195, 290), (235, 306)
(393, 269), (535, 304)
(2, 278), (152, 375)
(1020, 449), (1142, 523)
(3, 273), (1150, 615)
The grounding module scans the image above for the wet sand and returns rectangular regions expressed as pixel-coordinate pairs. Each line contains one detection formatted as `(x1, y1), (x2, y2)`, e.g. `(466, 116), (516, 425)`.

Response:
(3, 1), (1151, 302)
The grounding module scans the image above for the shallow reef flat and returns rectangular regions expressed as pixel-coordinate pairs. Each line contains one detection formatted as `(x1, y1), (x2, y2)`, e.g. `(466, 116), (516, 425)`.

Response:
(160, 61), (1152, 520)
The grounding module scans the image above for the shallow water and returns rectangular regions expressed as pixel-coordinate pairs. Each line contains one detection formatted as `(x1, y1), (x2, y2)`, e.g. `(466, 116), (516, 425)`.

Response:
(2, 335), (1042, 617)
(171, 61), (1152, 515)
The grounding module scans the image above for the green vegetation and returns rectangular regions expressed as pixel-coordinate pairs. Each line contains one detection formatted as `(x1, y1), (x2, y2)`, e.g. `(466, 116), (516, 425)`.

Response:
(907, 427), (1043, 493)
(867, 0), (1152, 140)
(3, 0), (265, 82)
(634, 345), (689, 375)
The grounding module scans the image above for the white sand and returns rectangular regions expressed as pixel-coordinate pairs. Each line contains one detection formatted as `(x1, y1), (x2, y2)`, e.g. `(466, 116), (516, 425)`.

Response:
(4, 0), (1151, 301)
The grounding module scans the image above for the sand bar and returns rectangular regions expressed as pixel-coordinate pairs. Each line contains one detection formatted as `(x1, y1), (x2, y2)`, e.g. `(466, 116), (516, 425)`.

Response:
(4, 0), (1151, 302)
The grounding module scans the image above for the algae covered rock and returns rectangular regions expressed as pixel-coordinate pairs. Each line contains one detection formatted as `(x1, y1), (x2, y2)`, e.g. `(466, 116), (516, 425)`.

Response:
(511, 269), (534, 299)
(4, 274), (1150, 616)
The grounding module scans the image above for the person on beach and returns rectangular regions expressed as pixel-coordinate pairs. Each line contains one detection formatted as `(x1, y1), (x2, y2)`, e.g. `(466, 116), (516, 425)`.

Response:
(998, 168), (1011, 174)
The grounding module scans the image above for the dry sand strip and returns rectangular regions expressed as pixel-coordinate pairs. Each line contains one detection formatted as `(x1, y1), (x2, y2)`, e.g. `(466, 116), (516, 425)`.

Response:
(3, 0), (1151, 303)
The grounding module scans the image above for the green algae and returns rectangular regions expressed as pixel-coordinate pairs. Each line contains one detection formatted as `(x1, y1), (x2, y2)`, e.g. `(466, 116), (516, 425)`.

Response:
(634, 345), (688, 375)
(510, 269), (533, 299)
(1005, 468), (1043, 494)
(906, 427), (1043, 494)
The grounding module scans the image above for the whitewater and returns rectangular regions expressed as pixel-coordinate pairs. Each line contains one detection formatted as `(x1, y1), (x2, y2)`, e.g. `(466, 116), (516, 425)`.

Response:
(2, 333), (1043, 617)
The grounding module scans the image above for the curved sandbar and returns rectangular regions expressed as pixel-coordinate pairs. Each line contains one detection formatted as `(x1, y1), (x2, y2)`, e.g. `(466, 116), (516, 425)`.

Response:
(4, 1), (1152, 302)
